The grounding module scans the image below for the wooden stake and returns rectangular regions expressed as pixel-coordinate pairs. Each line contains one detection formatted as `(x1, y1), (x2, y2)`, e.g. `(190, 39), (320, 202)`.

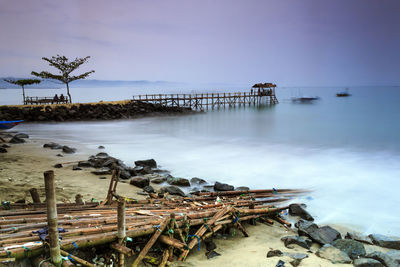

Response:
(117, 200), (126, 267)
(44, 170), (61, 267)
(29, 188), (41, 204)
(60, 250), (95, 267)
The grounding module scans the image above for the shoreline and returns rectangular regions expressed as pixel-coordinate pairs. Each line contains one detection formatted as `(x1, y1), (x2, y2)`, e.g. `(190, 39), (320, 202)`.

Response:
(1, 132), (399, 266)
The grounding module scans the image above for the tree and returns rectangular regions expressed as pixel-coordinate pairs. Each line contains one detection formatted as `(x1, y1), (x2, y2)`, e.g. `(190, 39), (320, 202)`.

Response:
(31, 55), (95, 103)
(3, 78), (41, 104)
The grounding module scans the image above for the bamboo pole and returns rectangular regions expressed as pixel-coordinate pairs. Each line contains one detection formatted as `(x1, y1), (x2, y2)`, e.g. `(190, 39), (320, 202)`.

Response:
(60, 250), (95, 267)
(29, 188), (41, 204)
(158, 250), (169, 267)
(44, 170), (61, 267)
(117, 200), (126, 267)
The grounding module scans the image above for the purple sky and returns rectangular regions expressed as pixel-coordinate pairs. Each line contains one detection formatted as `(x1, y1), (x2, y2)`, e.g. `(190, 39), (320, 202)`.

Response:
(1, 0), (399, 86)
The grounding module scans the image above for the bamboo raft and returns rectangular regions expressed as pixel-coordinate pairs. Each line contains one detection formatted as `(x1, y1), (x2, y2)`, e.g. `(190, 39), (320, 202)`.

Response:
(0, 170), (305, 266)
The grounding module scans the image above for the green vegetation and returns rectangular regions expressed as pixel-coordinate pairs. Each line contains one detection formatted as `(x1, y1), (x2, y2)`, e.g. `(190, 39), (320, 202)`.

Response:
(3, 78), (41, 104)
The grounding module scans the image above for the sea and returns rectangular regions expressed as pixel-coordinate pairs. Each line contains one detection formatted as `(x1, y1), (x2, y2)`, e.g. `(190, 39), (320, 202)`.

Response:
(1, 85), (400, 236)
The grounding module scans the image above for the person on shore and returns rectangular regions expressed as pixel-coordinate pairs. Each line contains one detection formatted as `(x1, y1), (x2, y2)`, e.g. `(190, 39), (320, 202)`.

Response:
(53, 94), (59, 104)
(60, 94), (65, 103)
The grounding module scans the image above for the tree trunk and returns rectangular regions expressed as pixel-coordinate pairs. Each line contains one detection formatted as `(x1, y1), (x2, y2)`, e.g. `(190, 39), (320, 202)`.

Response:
(22, 85), (25, 105)
(66, 83), (72, 103)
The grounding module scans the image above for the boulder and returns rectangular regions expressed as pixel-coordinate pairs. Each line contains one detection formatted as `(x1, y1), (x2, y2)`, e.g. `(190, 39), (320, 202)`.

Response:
(205, 239), (216, 252)
(281, 235), (312, 249)
(332, 239), (366, 259)
(119, 169), (131, 180)
(345, 232), (373, 245)
(151, 177), (167, 184)
(365, 251), (399, 267)
(143, 185), (155, 193)
(9, 136), (25, 144)
(289, 203), (314, 221)
(295, 220), (340, 245)
(235, 186), (250, 191)
(53, 163), (63, 168)
(190, 177), (207, 185)
(353, 258), (384, 267)
(315, 244), (352, 264)
(135, 159), (157, 168)
(14, 133), (29, 139)
(72, 165), (82, 171)
(167, 177), (190, 187)
(43, 142), (62, 149)
(95, 152), (109, 158)
(214, 181), (234, 191)
(56, 154), (63, 157)
(91, 168), (112, 175)
(98, 145), (105, 149)
(2, 144), (10, 148)
(0, 147), (7, 153)
(62, 146), (76, 154)
(130, 177), (150, 188)
(205, 250), (221, 259)
(78, 161), (93, 167)
(267, 250), (283, 257)
(368, 234), (400, 250)
(160, 186), (186, 197)
(387, 250), (400, 264)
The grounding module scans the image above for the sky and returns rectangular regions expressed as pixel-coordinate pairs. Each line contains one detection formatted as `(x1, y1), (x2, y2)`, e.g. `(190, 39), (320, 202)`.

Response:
(0, 0), (399, 87)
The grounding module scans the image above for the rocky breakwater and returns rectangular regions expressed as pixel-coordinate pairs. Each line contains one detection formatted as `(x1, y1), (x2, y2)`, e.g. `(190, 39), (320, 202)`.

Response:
(0, 101), (193, 122)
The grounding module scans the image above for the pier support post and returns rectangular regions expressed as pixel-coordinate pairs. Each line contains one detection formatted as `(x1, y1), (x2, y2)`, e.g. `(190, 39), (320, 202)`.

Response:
(117, 200), (126, 267)
(29, 188), (41, 204)
(44, 170), (61, 266)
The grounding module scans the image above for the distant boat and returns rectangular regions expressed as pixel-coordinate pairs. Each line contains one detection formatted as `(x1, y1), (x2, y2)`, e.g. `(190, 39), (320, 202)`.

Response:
(0, 120), (23, 130)
(291, 96), (320, 103)
(336, 88), (351, 97)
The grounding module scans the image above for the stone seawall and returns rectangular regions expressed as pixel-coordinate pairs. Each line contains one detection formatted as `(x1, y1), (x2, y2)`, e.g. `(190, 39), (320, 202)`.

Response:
(0, 101), (193, 122)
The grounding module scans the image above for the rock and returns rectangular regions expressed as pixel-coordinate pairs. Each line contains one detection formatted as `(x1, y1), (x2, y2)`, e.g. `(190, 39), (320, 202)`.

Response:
(99, 176), (107, 179)
(54, 163), (63, 168)
(143, 185), (155, 193)
(9, 136), (25, 144)
(267, 250), (283, 257)
(190, 177), (207, 184)
(0, 147), (7, 153)
(62, 146), (76, 154)
(2, 144), (10, 148)
(135, 159), (157, 168)
(387, 250), (400, 264)
(281, 235), (312, 249)
(284, 253), (308, 260)
(295, 220), (340, 245)
(56, 154), (63, 157)
(130, 177), (150, 188)
(136, 192), (148, 196)
(214, 181), (234, 191)
(353, 258), (384, 267)
(365, 251), (399, 267)
(43, 142), (62, 149)
(91, 168), (112, 175)
(95, 152), (109, 158)
(345, 232), (374, 245)
(205, 240), (216, 252)
(275, 260), (285, 267)
(119, 169), (131, 180)
(14, 133), (29, 139)
(160, 186), (186, 197)
(332, 239), (366, 259)
(98, 145), (105, 149)
(167, 177), (190, 187)
(289, 203), (314, 221)
(235, 186), (250, 191)
(78, 161), (93, 167)
(151, 177), (167, 184)
(369, 234), (400, 250)
(315, 244), (352, 264)
(72, 165), (82, 171)
(15, 199), (25, 204)
(205, 250), (220, 259)
(290, 259), (301, 267)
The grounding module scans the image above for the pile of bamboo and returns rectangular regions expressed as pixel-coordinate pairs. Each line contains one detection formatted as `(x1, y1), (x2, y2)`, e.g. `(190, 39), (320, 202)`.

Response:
(0, 170), (305, 266)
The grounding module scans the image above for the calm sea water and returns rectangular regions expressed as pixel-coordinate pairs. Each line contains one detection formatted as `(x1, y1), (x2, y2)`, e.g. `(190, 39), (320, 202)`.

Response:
(4, 86), (400, 236)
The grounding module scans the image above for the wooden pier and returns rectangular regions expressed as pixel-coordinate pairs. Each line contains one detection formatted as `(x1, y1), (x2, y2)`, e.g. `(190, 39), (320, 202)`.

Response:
(132, 84), (278, 110)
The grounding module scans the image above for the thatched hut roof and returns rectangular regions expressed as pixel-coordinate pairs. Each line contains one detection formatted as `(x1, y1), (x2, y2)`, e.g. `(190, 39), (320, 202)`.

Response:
(252, 83), (276, 88)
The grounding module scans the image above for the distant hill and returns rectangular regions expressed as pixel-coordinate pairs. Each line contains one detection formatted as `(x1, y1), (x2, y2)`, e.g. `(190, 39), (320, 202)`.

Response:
(0, 78), (181, 89)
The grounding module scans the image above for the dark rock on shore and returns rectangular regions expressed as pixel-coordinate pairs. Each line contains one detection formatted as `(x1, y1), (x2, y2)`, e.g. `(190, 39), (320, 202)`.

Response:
(332, 239), (366, 259)
(44, 142), (63, 149)
(365, 251), (399, 267)
(0, 147), (7, 153)
(369, 234), (400, 250)
(205, 250), (221, 259)
(91, 168), (112, 175)
(353, 258), (384, 267)
(9, 136), (25, 144)
(98, 145), (105, 149)
(235, 186), (250, 191)
(289, 203), (314, 221)
(160, 185), (186, 197)
(281, 235), (312, 249)
(191, 177), (207, 185)
(2, 144), (10, 148)
(14, 133), (29, 139)
(78, 161), (93, 167)
(53, 163), (63, 168)
(316, 244), (352, 264)
(143, 185), (155, 193)
(135, 159), (157, 168)
(387, 250), (400, 264)
(62, 146), (76, 154)
(295, 219), (340, 245)
(72, 165), (82, 171)
(345, 232), (373, 245)
(214, 181), (234, 191)
(267, 250), (283, 257)
(130, 177), (150, 188)
(151, 177), (167, 184)
(167, 177), (190, 187)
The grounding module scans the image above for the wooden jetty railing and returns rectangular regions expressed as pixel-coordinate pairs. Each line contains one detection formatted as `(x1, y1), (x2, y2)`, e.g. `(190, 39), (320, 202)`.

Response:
(24, 96), (69, 105)
(132, 91), (278, 110)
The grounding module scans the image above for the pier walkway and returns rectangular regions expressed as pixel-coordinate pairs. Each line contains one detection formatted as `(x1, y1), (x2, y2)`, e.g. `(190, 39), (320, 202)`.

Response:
(132, 90), (278, 110)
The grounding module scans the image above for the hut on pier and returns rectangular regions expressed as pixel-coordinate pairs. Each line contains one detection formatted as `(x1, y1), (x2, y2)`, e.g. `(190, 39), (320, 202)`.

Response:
(252, 83), (278, 104)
